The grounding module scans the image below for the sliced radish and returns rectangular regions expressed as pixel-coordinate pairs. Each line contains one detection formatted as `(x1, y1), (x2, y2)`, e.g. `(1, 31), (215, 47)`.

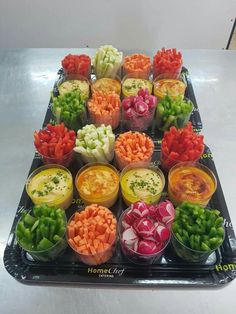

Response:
(121, 227), (139, 247)
(157, 200), (175, 224)
(133, 217), (155, 239)
(137, 240), (159, 255)
(154, 222), (170, 242)
(122, 98), (132, 110)
(122, 209), (135, 229)
(130, 201), (149, 219)
(134, 101), (149, 115)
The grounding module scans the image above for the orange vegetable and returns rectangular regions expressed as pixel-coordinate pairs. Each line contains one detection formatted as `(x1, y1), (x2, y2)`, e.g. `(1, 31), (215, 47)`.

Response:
(67, 204), (117, 265)
(114, 131), (154, 170)
(123, 54), (151, 79)
(87, 91), (121, 129)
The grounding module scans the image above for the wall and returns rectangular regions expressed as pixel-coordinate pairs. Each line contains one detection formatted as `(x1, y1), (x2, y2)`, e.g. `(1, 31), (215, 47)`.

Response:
(0, 0), (235, 49)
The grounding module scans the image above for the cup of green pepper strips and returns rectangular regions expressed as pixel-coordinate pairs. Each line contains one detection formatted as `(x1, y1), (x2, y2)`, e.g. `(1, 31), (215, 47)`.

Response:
(171, 202), (225, 263)
(52, 90), (87, 132)
(156, 95), (193, 131)
(15, 205), (67, 262)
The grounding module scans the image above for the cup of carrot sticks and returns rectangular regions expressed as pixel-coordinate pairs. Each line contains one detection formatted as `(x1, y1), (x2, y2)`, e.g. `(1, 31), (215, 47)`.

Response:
(87, 91), (121, 129)
(67, 204), (117, 265)
(114, 131), (154, 170)
(123, 53), (151, 80)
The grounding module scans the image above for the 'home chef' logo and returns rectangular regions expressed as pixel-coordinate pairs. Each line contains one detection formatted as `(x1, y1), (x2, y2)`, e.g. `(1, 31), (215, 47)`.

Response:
(87, 267), (125, 278)
(216, 264), (236, 272)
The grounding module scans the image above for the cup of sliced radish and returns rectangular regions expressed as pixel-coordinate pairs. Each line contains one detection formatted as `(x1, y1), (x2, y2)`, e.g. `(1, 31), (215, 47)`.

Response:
(67, 204), (117, 265)
(118, 201), (174, 264)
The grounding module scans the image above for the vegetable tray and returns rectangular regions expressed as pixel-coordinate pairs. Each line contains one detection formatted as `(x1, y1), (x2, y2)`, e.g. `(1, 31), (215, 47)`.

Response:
(4, 68), (236, 287)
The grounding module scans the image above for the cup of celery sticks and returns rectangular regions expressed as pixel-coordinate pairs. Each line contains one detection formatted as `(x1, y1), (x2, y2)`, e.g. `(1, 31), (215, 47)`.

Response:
(156, 95), (193, 131)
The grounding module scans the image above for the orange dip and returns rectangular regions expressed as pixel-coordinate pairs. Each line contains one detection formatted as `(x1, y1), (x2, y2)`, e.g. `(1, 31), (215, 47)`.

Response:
(168, 165), (216, 206)
(75, 164), (119, 207)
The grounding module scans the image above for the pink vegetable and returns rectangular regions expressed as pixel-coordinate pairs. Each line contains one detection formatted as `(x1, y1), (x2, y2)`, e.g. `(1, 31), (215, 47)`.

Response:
(157, 200), (175, 225)
(154, 222), (170, 242)
(134, 217), (155, 239)
(134, 101), (149, 115)
(137, 240), (159, 255)
(122, 98), (132, 110)
(122, 227), (139, 248)
(130, 201), (149, 219)
(122, 209), (135, 229)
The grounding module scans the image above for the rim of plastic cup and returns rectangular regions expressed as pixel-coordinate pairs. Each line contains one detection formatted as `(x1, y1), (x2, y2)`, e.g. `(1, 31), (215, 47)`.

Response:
(168, 161), (218, 198)
(161, 144), (205, 165)
(26, 164), (73, 205)
(121, 73), (153, 84)
(120, 161), (165, 201)
(66, 206), (117, 256)
(171, 217), (225, 255)
(153, 78), (187, 98)
(16, 206), (67, 254)
(37, 147), (74, 161)
(118, 207), (170, 257)
(91, 76), (121, 95)
(75, 162), (120, 202)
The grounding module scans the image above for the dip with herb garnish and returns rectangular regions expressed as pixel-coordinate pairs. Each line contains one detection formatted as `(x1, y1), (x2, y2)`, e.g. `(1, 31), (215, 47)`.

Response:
(26, 165), (73, 210)
(120, 167), (165, 205)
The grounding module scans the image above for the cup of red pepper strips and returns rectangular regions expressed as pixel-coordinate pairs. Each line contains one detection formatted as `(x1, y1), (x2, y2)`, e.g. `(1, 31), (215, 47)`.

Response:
(15, 204), (67, 262)
(160, 122), (204, 172)
(171, 202), (225, 263)
(61, 54), (91, 79)
(34, 123), (76, 167)
(153, 48), (183, 80)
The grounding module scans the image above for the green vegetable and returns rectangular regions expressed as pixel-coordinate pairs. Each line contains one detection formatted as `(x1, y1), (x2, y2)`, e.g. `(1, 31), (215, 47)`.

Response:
(52, 90), (86, 131)
(74, 124), (115, 163)
(93, 45), (123, 79)
(172, 202), (225, 252)
(16, 205), (66, 252)
(156, 95), (193, 131)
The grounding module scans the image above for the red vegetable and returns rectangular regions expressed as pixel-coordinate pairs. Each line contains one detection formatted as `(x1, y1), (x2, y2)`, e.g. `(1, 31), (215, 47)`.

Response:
(161, 122), (204, 171)
(34, 123), (76, 166)
(153, 48), (183, 80)
(61, 54), (91, 78)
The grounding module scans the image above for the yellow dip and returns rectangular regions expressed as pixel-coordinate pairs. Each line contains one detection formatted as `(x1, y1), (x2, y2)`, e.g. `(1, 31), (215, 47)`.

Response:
(58, 80), (90, 100)
(122, 78), (153, 97)
(27, 167), (73, 210)
(120, 168), (164, 205)
(153, 79), (186, 101)
(76, 164), (119, 208)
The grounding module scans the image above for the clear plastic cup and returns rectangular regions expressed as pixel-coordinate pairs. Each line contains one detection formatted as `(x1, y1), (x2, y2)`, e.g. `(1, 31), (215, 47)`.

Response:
(171, 226), (225, 263)
(168, 162), (217, 207)
(75, 163), (120, 208)
(156, 97), (193, 131)
(16, 209), (67, 262)
(37, 149), (74, 167)
(26, 164), (73, 210)
(118, 208), (170, 265)
(153, 78), (186, 103)
(91, 76), (121, 95)
(67, 209), (117, 265)
(160, 144), (204, 172)
(121, 73), (153, 98)
(122, 105), (155, 132)
(153, 62), (183, 81)
(120, 162), (165, 206)
(56, 74), (90, 101)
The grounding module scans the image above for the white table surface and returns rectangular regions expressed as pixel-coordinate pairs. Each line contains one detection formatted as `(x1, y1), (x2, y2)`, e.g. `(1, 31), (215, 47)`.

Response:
(0, 49), (236, 314)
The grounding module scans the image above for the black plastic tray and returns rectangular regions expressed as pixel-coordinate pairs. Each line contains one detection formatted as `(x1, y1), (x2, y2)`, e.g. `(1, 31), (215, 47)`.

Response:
(4, 143), (236, 286)
(4, 69), (236, 287)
